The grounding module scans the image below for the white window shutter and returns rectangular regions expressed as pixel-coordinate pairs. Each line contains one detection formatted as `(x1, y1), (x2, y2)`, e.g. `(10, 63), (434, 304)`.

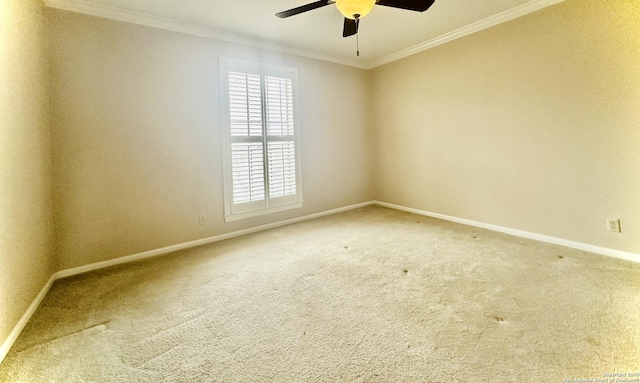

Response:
(265, 76), (297, 200)
(267, 141), (297, 198)
(228, 71), (263, 137)
(265, 76), (295, 136)
(221, 58), (302, 221)
(231, 142), (265, 204)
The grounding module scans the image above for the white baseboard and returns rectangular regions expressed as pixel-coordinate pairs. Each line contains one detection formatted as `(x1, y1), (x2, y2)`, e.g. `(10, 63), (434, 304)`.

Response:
(0, 274), (56, 364)
(3, 198), (637, 366)
(374, 201), (640, 264)
(54, 201), (375, 279)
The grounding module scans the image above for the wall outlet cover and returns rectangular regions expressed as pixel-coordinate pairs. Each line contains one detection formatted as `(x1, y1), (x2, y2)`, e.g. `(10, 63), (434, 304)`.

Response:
(607, 218), (620, 233)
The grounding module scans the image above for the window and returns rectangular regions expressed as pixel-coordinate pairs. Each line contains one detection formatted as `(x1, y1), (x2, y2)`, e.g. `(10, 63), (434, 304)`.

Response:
(220, 57), (303, 222)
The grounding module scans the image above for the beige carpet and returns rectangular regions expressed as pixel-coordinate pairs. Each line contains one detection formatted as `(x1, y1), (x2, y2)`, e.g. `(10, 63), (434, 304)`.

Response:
(1, 206), (639, 382)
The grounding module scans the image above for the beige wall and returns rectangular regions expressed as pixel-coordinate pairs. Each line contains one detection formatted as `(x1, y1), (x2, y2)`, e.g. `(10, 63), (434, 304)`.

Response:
(0, 0), (54, 351)
(48, 9), (374, 270)
(371, 0), (640, 253)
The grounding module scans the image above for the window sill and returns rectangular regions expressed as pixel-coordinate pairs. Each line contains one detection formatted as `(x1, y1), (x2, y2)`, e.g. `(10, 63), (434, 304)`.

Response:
(224, 202), (303, 223)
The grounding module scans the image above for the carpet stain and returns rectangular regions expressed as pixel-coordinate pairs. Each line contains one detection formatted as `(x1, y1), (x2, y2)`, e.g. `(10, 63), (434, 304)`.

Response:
(585, 337), (600, 346)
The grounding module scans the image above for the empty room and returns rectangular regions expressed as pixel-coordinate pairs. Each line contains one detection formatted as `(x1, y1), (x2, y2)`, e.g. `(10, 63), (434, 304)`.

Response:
(1, 0), (639, 381)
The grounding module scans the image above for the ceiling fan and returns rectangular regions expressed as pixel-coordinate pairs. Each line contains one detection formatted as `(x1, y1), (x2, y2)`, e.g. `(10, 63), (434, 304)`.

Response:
(276, 0), (435, 38)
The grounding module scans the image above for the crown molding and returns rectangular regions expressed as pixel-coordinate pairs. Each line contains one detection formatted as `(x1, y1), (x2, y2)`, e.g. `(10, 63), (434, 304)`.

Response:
(42, 0), (369, 69)
(367, 0), (566, 69)
(43, 0), (565, 70)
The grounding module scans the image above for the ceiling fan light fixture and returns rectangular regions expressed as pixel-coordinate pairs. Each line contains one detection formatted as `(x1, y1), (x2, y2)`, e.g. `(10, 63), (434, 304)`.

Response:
(336, 0), (375, 19)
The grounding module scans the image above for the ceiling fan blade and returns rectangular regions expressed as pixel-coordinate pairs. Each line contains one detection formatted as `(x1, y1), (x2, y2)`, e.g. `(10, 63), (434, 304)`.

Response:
(342, 18), (358, 37)
(276, 1), (331, 18)
(376, 0), (435, 12)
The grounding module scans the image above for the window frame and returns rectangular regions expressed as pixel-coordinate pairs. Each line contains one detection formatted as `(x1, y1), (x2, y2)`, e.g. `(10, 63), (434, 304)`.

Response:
(219, 57), (303, 222)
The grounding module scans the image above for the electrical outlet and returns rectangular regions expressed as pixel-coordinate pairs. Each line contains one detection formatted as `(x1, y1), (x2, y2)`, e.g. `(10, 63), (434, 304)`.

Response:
(607, 218), (620, 233)
(199, 215), (207, 225)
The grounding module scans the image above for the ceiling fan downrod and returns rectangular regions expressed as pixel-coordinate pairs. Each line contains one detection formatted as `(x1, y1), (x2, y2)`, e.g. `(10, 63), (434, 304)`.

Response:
(355, 14), (360, 57)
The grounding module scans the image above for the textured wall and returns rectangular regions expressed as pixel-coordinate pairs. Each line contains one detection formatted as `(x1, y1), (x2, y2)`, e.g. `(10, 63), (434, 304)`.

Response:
(371, 0), (640, 253)
(48, 9), (374, 270)
(0, 0), (54, 354)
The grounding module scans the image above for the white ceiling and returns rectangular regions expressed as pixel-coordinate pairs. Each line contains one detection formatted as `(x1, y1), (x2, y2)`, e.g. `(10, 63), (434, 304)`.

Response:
(44, 0), (565, 68)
